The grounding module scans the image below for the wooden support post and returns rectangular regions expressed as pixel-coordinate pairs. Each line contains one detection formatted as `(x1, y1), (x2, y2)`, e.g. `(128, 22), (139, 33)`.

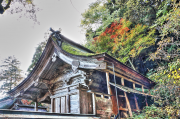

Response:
(142, 85), (144, 93)
(124, 92), (132, 117)
(142, 85), (148, 106)
(92, 93), (96, 115)
(35, 102), (38, 112)
(121, 78), (124, 86)
(133, 83), (139, 110)
(148, 89), (150, 95)
(51, 98), (54, 113)
(133, 83), (135, 89)
(122, 78), (132, 117)
(145, 97), (148, 106)
(101, 94), (104, 98)
(106, 72), (111, 99)
(66, 95), (69, 113)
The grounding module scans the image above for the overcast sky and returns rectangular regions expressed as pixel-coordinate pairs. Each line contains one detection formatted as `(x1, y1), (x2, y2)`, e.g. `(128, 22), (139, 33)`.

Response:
(0, 0), (96, 76)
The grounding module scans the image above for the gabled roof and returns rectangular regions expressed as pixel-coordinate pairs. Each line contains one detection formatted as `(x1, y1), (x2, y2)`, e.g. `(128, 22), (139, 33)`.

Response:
(7, 29), (156, 103)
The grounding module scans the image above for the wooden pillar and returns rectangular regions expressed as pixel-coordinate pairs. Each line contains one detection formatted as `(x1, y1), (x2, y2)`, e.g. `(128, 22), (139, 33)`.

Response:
(142, 85), (148, 106)
(121, 78), (124, 86)
(145, 97), (149, 106)
(35, 102), (38, 112)
(122, 78), (132, 117)
(92, 93), (97, 115)
(66, 95), (70, 113)
(106, 72), (111, 99)
(142, 85), (144, 93)
(133, 83), (139, 110)
(51, 98), (54, 112)
(124, 92), (132, 117)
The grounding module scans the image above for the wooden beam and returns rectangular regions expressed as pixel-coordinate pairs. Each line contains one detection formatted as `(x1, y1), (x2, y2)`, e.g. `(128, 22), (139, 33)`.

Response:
(87, 90), (111, 97)
(119, 107), (128, 111)
(106, 66), (152, 88)
(92, 93), (96, 115)
(37, 92), (50, 102)
(107, 70), (148, 88)
(109, 82), (156, 97)
(133, 83), (139, 110)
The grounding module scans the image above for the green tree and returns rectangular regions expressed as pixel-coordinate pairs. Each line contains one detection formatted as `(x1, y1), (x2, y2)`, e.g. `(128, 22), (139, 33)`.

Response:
(0, 0), (39, 23)
(92, 19), (155, 70)
(81, 0), (159, 71)
(150, 0), (180, 62)
(0, 56), (23, 92)
(27, 40), (47, 74)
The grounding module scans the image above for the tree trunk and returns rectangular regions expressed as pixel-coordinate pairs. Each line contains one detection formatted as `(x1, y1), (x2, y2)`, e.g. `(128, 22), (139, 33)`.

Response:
(128, 58), (136, 71)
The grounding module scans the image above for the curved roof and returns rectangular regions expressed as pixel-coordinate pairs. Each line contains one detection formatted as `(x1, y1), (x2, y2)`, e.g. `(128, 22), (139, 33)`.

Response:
(7, 30), (156, 103)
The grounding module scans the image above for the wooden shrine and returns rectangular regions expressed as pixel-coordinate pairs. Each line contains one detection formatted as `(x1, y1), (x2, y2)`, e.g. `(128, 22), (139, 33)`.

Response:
(6, 28), (156, 118)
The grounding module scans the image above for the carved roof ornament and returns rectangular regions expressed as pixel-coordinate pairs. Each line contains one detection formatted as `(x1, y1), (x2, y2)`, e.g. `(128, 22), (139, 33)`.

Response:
(52, 52), (57, 62)
(72, 60), (80, 73)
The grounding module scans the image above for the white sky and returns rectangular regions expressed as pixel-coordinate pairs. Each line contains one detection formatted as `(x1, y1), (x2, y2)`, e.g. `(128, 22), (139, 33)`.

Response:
(0, 0), (96, 76)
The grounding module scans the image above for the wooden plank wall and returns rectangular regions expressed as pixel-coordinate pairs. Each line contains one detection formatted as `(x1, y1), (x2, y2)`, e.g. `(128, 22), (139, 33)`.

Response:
(80, 90), (88, 114)
(95, 96), (112, 118)
(70, 94), (79, 113)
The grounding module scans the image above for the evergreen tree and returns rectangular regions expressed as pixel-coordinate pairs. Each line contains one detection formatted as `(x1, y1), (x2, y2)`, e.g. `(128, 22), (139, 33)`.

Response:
(0, 56), (23, 93)
(27, 40), (47, 74)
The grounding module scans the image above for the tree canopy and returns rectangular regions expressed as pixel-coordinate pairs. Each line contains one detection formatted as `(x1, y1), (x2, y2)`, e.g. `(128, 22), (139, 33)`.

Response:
(81, 0), (180, 118)
(0, 0), (39, 23)
(0, 56), (23, 94)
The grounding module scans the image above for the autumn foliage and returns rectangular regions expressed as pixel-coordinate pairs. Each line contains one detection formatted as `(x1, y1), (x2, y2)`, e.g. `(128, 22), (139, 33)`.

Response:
(93, 19), (155, 63)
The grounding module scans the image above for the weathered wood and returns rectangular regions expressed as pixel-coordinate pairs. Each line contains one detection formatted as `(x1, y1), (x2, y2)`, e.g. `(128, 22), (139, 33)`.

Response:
(35, 102), (38, 111)
(66, 95), (70, 113)
(122, 78), (132, 117)
(121, 78), (124, 86)
(70, 94), (80, 114)
(92, 93), (96, 115)
(87, 93), (93, 114)
(37, 92), (50, 102)
(55, 98), (60, 113)
(109, 82), (157, 97)
(124, 92), (132, 117)
(51, 98), (54, 112)
(119, 107), (128, 111)
(87, 90), (111, 97)
(0, 109), (99, 118)
(61, 96), (66, 113)
(118, 95), (125, 97)
(80, 90), (88, 114)
(106, 70), (148, 88)
(133, 83), (139, 110)
(142, 85), (144, 93)
(145, 97), (148, 106)
(106, 72), (111, 99)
